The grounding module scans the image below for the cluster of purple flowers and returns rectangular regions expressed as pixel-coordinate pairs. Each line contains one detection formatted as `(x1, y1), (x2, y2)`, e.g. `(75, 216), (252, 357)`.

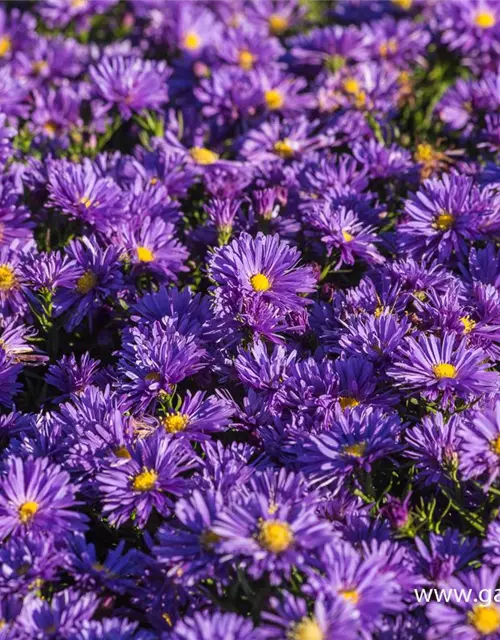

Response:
(0, 0), (500, 638)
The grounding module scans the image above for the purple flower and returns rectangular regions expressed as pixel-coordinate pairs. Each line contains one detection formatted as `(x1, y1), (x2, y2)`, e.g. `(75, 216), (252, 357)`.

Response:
(171, 611), (257, 640)
(209, 232), (316, 312)
(90, 56), (169, 119)
(458, 400), (500, 488)
(427, 567), (500, 640)
(212, 469), (333, 584)
(158, 391), (233, 441)
(117, 322), (206, 412)
(297, 405), (402, 486)
(404, 413), (462, 488)
(388, 332), (498, 406)
(0, 456), (87, 540)
(97, 432), (197, 527)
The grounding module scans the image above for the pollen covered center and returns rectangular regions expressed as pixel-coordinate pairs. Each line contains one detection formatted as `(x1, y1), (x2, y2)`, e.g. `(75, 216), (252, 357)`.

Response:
(342, 229), (354, 242)
(274, 139), (295, 158)
(265, 89), (285, 110)
(183, 31), (201, 51)
(339, 396), (359, 410)
(250, 273), (271, 292)
(162, 413), (190, 433)
(189, 147), (219, 165)
(0, 36), (11, 58)
(76, 270), (97, 294)
(343, 442), (366, 458)
(136, 246), (155, 262)
(435, 211), (454, 231)
(339, 588), (360, 604)
(0, 265), (16, 291)
(258, 519), (293, 553)
(19, 501), (39, 524)
(268, 13), (288, 35)
(238, 49), (255, 70)
(132, 468), (158, 492)
(432, 363), (457, 379)
(290, 617), (324, 640)
(469, 604), (500, 635)
(475, 11), (496, 28)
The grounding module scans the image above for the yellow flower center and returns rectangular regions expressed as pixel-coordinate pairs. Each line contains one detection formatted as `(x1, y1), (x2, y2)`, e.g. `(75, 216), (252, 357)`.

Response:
(339, 396), (359, 410)
(460, 316), (476, 334)
(136, 246), (155, 262)
(414, 143), (434, 163)
(162, 413), (190, 433)
(43, 122), (57, 136)
(265, 89), (284, 110)
(0, 265), (16, 291)
(343, 78), (360, 94)
(76, 271), (97, 294)
(475, 11), (496, 28)
(183, 31), (201, 51)
(144, 371), (160, 382)
(32, 60), (48, 74)
(289, 617), (324, 640)
(268, 13), (289, 35)
(19, 501), (39, 524)
(258, 519), (293, 553)
(79, 196), (92, 209)
(435, 212), (454, 231)
(274, 139), (295, 159)
(391, 0), (413, 9)
(339, 588), (360, 604)
(469, 604), (500, 635)
(189, 147), (219, 165)
(491, 436), (500, 455)
(238, 49), (255, 70)
(71, 0), (87, 8)
(343, 442), (366, 458)
(114, 446), (131, 459)
(342, 229), (354, 242)
(0, 36), (11, 58)
(199, 528), (221, 550)
(432, 363), (457, 379)
(250, 273), (271, 292)
(132, 468), (158, 492)
(379, 38), (398, 57)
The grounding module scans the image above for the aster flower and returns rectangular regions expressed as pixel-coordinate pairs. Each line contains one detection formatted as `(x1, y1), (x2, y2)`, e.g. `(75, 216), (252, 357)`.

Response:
(171, 611), (257, 640)
(119, 216), (188, 282)
(388, 332), (498, 406)
(53, 236), (125, 332)
(336, 313), (411, 366)
(47, 159), (125, 233)
(458, 400), (500, 488)
(397, 174), (488, 261)
(404, 413), (462, 488)
(40, 0), (117, 29)
(14, 589), (99, 640)
(427, 567), (500, 640)
(209, 232), (316, 312)
(304, 203), (384, 269)
(415, 529), (480, 587)
(212, 469), (333, 584)
(117, 321), (206, 412)
(131, 286), (212, 340)
(296, 405), (402, 487)
(214, 25), (284, 71)
(68, 618), (154, 640)
(0, 456), (86, 539)
(0, 532), (62, 596)
(46, 352), (101, 400)
(154, 489), (225, 584)
(97, 432), (197, 527)
(158, 391), (233, 441)
(90, 56), (169, 119)
(258, 593), (360, 640)
(307, 541), (404, 631)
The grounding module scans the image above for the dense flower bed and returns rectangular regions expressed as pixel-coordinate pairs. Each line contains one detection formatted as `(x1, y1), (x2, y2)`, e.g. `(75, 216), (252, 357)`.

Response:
(1, 0), (500, 638)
